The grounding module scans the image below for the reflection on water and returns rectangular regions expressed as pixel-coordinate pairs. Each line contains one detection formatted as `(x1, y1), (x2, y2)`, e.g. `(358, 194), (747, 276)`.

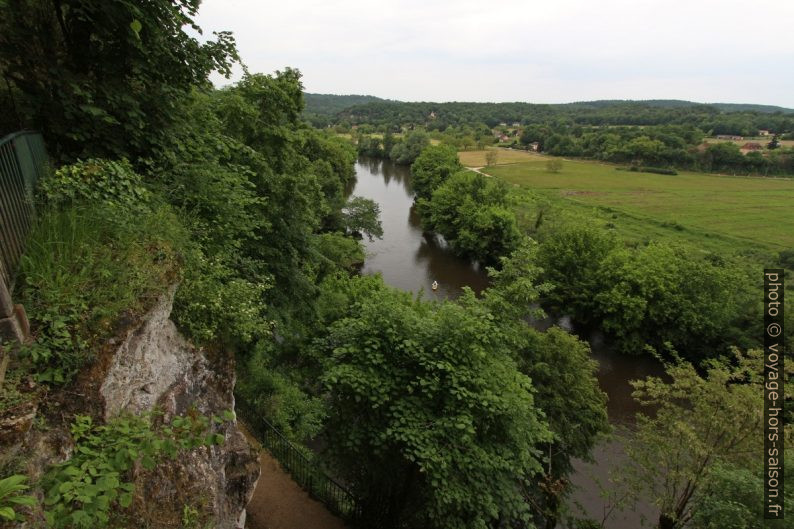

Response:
(351, 157), (661, 528)
(351, 158), (487, 299)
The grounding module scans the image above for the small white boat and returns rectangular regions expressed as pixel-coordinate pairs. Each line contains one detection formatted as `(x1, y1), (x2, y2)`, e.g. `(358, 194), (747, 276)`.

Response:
(431, 280), (439, 291)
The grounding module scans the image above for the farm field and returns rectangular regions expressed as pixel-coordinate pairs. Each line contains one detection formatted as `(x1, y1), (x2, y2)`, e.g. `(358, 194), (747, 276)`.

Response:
(704, 137), (794, 147)
(458, 148), (541, 167)
(484, 157), (794, 253)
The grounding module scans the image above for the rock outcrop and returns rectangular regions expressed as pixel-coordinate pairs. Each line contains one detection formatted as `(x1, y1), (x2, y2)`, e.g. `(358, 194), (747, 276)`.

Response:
(97, 285), (259, 528)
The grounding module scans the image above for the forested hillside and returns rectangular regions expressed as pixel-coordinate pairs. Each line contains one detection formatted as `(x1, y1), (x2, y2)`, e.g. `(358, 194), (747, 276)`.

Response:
(303, 93), (387, 127)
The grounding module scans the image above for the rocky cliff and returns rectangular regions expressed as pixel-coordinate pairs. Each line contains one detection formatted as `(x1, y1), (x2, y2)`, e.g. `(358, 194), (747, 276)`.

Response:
(99, 285), (260, 528)
(3, 286), (259, 528)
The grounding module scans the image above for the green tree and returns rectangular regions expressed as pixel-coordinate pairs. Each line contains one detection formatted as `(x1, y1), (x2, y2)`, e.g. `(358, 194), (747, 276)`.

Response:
(316, 284), (551, 529)
(690, 461), (793, 529)
(422, 171), (521, 264)
(534, 225), (618, 326)
(702, 142), (744, 172)
(618, 350), (780, 529)
(485, 149), (498, 166)
(0, 0), (238, 161)
(410, 144), (463, 200)
(484, 243), (608, 528)
(342, 196), (384, 241)
(390, 130), (430, 165)
(593, 243), (754, 358)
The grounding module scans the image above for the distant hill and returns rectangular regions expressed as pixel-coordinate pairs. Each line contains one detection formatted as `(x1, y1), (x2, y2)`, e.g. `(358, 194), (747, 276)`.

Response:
(305, 93), (794, 116)
(303, 93), (388, 116)
(566, 99), (794, 114)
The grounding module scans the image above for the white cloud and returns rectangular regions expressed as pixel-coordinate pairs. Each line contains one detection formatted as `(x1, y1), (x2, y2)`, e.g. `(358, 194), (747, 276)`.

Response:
(195, 0), (794, 106)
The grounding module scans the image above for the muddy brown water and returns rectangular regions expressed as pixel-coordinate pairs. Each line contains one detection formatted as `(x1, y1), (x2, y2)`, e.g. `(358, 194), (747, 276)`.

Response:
(351, 157), (662, 528)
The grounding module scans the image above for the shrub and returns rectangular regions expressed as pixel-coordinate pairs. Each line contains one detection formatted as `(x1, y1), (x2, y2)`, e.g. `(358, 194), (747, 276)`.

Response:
(617, 165), (678, 175)
(39, 159), (150, 207)
(172, 255), (272, 346)
(545, 158), (563, 173)
(42, 412), (230, 528)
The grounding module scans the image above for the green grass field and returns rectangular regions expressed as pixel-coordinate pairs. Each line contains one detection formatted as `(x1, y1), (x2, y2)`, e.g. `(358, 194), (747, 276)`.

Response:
(485, 157), (794, 254)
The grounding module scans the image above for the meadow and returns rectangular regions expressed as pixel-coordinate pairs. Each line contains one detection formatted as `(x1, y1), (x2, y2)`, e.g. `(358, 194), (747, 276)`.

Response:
(704, 137), (794, 148)
(475, 154), (794, 254)
(458, 147), (540, 167)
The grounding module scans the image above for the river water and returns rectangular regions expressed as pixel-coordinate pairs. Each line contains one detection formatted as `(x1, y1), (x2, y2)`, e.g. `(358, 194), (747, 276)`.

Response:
(351, 157), (661, 528)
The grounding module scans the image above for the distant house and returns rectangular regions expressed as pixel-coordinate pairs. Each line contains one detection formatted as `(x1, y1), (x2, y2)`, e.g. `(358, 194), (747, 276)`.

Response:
(499, 122), (507, 127)
(528, 142), (540, 152)
(498, 134), (510, 142)
(716, 134), (744, 140)
(511, 122), (521, 127)
(758, 129), (771, 136)
(428, 111), (437, 119)
(741, 142), (763, 153)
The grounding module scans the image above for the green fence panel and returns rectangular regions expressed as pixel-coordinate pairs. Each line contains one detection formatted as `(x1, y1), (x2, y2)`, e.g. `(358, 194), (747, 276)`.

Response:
(0, 131), (49, 288)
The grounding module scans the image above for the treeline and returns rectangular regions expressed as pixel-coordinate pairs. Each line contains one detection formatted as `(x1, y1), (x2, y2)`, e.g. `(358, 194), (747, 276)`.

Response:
(357, 122), (794, 176)
(517, 124), (794, 176)
(356, 129), (430, 165)
(328, 99), (794, 136)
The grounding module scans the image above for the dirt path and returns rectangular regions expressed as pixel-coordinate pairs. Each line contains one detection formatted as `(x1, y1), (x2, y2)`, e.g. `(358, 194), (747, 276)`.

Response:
(240, 423), (347, 529)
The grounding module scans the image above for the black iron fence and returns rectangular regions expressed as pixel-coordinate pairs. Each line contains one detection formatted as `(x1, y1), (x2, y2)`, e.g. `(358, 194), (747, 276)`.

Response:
(236, 398), (362, 522)
(0, 131), (48, 288)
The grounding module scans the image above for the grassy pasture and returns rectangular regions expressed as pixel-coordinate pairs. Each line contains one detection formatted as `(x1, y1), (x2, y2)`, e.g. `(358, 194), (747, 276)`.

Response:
(704, 137), (794, 148)
(486, 158), (794, 252)
(458, 148), (541, 167)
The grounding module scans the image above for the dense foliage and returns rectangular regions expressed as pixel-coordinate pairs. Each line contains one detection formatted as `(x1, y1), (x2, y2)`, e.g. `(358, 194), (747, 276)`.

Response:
(43, 412), (230, 528)
(411, 145), (462, 200)
(530, 224), (760, 360)
(316, 284), (551, 528)
(331, 99), (794, 133)
(419, 171), (521, 265)
(0, 0), (237, 162)
(618, 350), (792, 529)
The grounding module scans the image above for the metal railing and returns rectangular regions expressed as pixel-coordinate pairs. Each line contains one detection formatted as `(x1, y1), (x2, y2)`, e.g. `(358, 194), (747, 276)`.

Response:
(0, 131), (49, 288)
(236, 398), (362, 522)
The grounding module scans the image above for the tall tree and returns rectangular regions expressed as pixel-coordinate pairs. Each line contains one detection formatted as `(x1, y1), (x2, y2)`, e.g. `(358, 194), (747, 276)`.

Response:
(411, 144), (462, 200)
(0, 0), (237, 161)
(618, 349), (782, 529)
(316, 283), (551, 529)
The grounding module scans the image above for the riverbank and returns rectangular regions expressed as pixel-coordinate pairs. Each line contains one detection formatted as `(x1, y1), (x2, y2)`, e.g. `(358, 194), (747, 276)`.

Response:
(351, 157), (659, 528)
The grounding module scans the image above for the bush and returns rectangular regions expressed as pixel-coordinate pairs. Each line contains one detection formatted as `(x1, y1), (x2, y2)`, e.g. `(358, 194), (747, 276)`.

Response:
(39, 159), (150, 207)
(545, 158), (563, 173)
(172, 255), (272, 346)
(42, 412), (230, 528)
(617, 165), (678, 175)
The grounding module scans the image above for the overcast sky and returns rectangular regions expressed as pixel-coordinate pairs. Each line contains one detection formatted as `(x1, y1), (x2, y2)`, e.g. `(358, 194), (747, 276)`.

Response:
(195, 0), (794, 107)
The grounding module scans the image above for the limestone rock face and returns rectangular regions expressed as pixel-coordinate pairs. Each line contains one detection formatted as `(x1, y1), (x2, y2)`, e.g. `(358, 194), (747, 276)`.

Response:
(100, 286), (259, 529)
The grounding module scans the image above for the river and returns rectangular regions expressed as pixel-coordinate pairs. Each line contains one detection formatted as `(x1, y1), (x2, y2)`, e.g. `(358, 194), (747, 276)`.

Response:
(351, 157), (661, 528)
